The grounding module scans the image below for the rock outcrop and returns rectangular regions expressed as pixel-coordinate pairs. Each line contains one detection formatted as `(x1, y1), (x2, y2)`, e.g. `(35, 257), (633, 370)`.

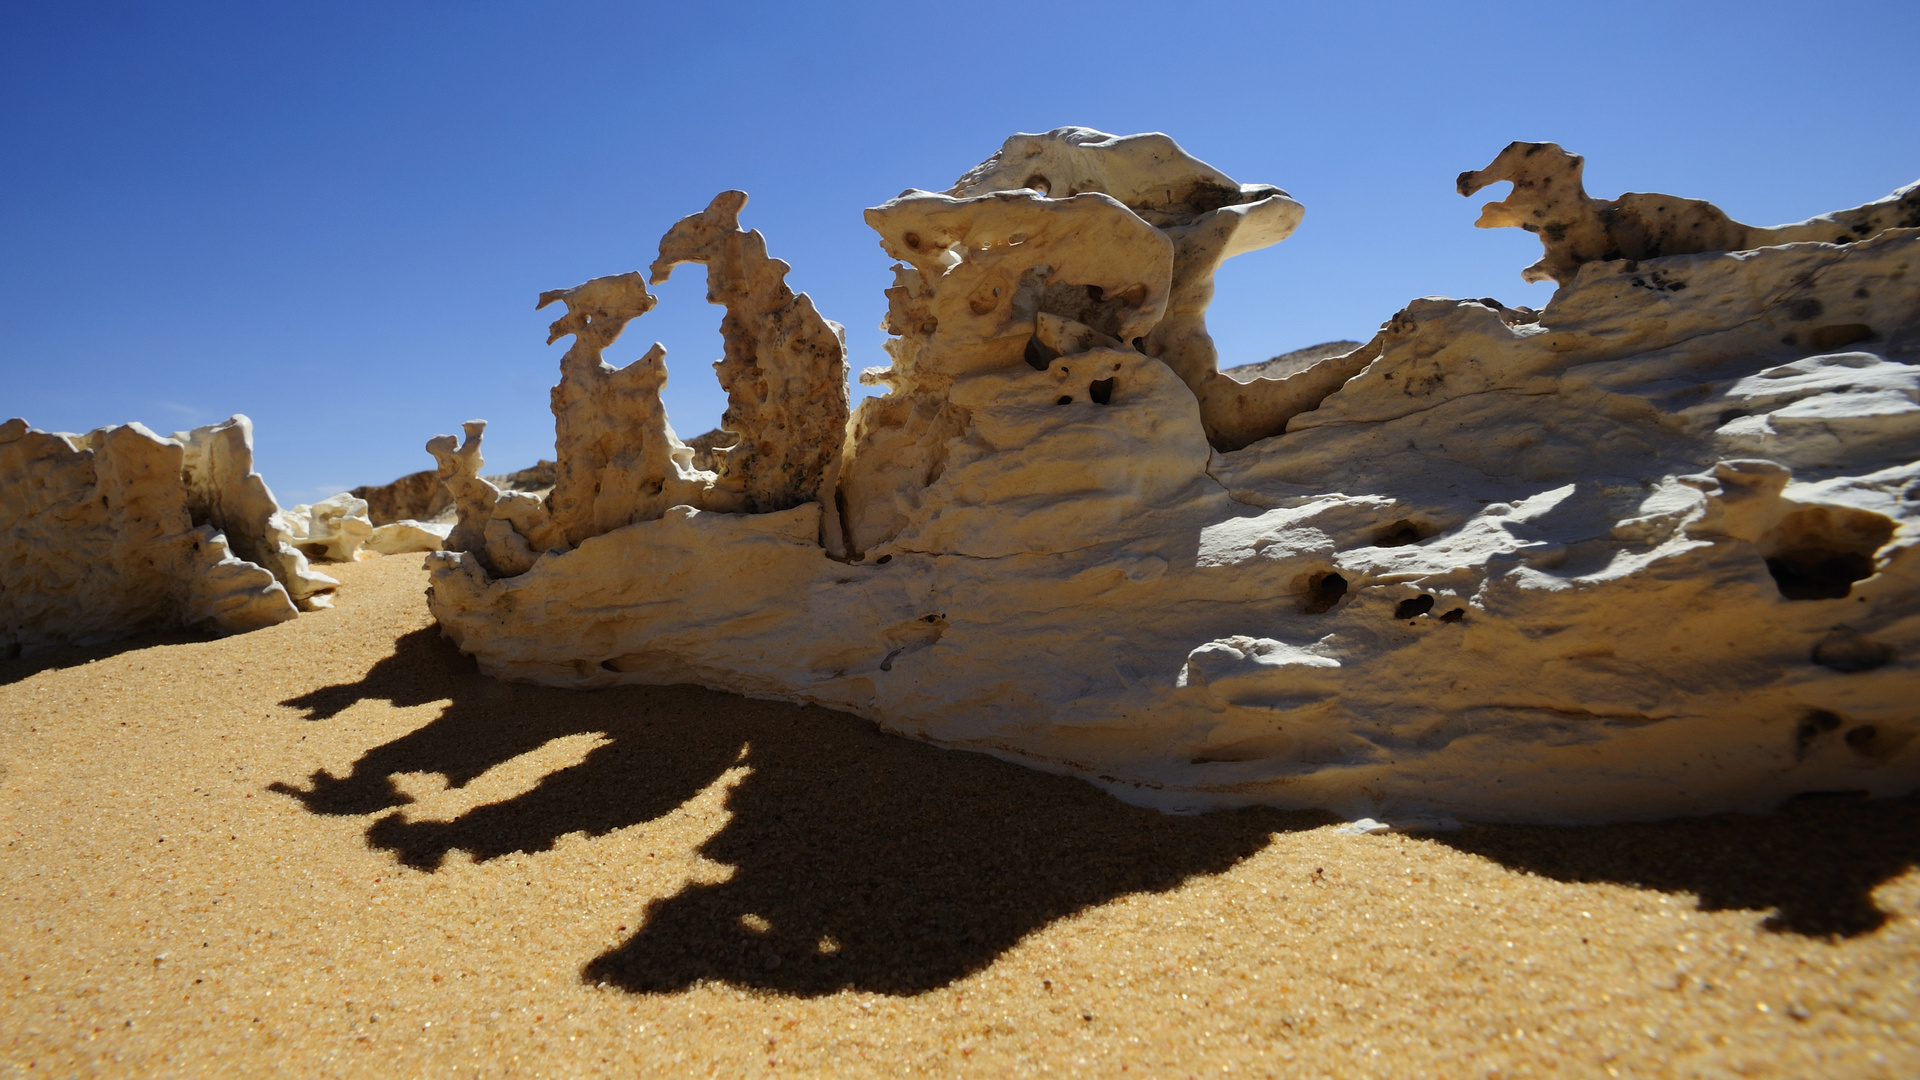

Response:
(424, 130), (1920, 824)
(652, 191), (851, 528)
(284, 493), (374, 563)
(1, 414), (333, 654)
(1459, 141), (1920, 285)
(351, 469), (452, 526)
(424, 192), (850, 575)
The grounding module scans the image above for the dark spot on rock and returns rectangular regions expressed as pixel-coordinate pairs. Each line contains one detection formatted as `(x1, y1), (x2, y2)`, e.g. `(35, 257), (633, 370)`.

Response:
(1809, 324), (1873, 350)
(1088, 378), (1114, 405)
(1055, 395), (1073, 406)
(1394, 595), (1436, 620)
(874, 554), (892, 565)
(1302, 572), (1348, 615)
(1812, 627), (1891, 673)
(1025, 335), (1060, 371)
(1374, 519), (1432, 547)
(1762, 505), (1893, 600)
(1854, 288), (1871, 299)
(1439, 609), (1465, 623)
(1717, 409), (1751, 426)
(1796, 709), (1844, 759)
(1786, 298), (1825, 322)
(1843, 724), (1913, 763)
(1544, 223), (1569, 242)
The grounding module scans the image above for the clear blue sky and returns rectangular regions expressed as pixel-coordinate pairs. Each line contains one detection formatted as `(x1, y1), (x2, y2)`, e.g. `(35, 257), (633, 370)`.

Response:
(4, 1), (1916, 503)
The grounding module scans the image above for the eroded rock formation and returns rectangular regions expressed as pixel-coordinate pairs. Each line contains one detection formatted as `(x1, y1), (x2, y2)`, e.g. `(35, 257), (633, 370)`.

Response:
(947, 128), (1339, 451)
(651, 191), (850, 530)
(1, 414), (336, 654)
(424, 130), (1920, 823)
(1460, 140), (1920, 285)
(425, 192), (850, 575)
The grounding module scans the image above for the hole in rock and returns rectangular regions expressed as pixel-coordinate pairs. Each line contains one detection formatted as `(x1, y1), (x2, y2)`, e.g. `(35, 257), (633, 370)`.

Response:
(1812, 627), (1892, 673)
(1025, 335), (1061, 371)
(1759, 506), (1895, 600)
(1786, 298), (1825, 322)
(1055, 395), (1074, 406)
(1302, 572), (1348, 615)
(1795, 709), (1844, 760)
(1439, 609), (1466, 623)
(1023, 174), (1050, 195)
(874, 554), (892, 565)
(1394, 595), (1436, 620)
(1810, 323), (1873, 350)
(1374, 519), (1435, 547)
(1844, 724), (1913, 763)
(1088, 378), (1115, 405)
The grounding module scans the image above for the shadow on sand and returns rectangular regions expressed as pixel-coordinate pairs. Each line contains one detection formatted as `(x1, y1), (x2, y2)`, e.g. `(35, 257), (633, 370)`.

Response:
(0, 629), (214, 689)
(271, 626), (1920, 996)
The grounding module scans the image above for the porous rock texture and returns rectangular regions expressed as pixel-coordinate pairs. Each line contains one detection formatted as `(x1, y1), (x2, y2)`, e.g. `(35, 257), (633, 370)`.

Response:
(427, 130), (1920, 823)
(1460, 140), (1920, 286)
(284, 492), (374, 563)
(1, 414), (338, 653)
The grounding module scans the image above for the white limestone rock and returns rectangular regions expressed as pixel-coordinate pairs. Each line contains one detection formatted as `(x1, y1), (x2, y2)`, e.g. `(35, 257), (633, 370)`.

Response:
(1, 415), (301, 654)
(284, 492), (375, 563)
(366, 519), (452, 555)
(174, 415), (339, 610)
(424, 131), (1920, 823)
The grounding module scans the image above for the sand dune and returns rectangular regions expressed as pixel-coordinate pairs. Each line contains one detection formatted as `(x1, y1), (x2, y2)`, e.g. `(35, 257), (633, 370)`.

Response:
(3, 555), (1917, 1076)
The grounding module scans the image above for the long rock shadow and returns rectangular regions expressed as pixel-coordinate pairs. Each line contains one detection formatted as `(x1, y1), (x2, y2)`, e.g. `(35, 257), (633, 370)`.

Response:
(1431, 790), (1920, 938)
(271, 626), (1920, 998)
(0, 629), (212, 689)
(268, 627), (1327, 995)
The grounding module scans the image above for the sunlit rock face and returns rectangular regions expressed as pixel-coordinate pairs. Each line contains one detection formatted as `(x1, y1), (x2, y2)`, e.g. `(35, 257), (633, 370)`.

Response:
(1, 414), (337, 654)
(425, 129), (1920, 823)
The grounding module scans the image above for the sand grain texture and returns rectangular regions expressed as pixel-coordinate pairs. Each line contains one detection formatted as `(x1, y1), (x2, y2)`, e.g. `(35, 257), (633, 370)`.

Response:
(3, 556), (1917, 1077)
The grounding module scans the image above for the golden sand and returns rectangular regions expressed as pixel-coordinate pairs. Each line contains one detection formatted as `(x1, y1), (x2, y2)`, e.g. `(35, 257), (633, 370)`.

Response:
(3, 555), (1916, 1077)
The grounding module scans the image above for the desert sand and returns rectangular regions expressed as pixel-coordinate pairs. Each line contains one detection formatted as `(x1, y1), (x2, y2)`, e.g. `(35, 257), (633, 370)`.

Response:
(3, 555), (1916, 1078)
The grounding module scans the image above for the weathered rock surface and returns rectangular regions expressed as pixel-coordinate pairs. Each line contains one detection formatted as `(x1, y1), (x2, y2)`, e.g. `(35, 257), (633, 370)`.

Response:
(651, 191), (851, 529)
(1224, 340), (1367, 383)
(354, 460), (553, 527)
(285, 492), (374, 563)
(2, 414), (317, 653)
(174, 416), (340, 609)
(351, 469), (452, 526)
(1460, 141), (1920, 285)
(422, 193), (849, 575)
(947, 128), (1325, 451)
(366, 519), (452, 555)
(425, 131), (1920, 823)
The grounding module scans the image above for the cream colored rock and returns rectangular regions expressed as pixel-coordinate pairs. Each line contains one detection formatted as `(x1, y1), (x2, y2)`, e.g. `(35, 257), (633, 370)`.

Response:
(284, 492), (374, 563)
(1459, 140), (1920, 285)
(536, 272), (712, 547)
(174, 415), (339, 610)
(1, 415), (300, 653)
(651, 191), (850, 534)
(948, 128), (1335, 450)
(426, 193), (853, 577)
(366, 519), (452, 555)
(426, 133), (1920, 824)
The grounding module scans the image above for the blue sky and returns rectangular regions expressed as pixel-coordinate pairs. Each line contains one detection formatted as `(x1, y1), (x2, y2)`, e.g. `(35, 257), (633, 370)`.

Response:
(4, 1), (1916, 503)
